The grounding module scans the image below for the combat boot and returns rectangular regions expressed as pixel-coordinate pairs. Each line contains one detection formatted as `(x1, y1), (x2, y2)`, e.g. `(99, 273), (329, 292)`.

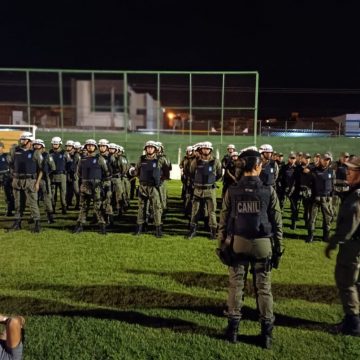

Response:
(28, 217), (35, 224)
(260, 320), (274, 349)
(341, 314), (360, 336)
(186, 224), (197, 239)
(47, 212), (55, 224)
(135, 224), (143, 235)
(290, 220), (296, 230)
(305, 230), (314, 243)
(11, 219), (22, 231)
(33, 220), (41, 233)
(61, 206), (67, 215)
(323, 229), (330, 243)
(155, 225), (163, 238)
(209, 227), (217, 240)
(224, 318), (240, 343)
(73, 222), (83, 234)
(99, 224), (107, 235)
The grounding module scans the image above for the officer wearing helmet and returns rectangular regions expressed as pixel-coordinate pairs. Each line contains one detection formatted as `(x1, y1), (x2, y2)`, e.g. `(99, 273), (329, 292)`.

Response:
(259, 144), (279, 187)
(222, 151), (239, 197)
(108, 143), (130, 218)
(221, 144), (236, 169)
(72, 141), (82, 210)
(0, 141), (14, 216)
(325, 155), (360, 336)
(73, 139), (110, 235)
(8, 131), (43, 232)
(180, 145), (195, 217)
(33, 139), (56, 224)
(306, 152), (335, 243)
(187, 141), (222, 240)
(117, 145), (131, 207)
(217, 149), (283, 349)
(133, 140), (168, 237)
(49, 136), (68, 214)
(64, 140), (77, 209)
(156, 141), (172, 217)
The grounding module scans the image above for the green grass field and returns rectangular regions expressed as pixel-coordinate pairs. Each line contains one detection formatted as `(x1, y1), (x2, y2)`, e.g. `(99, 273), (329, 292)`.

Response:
(0, 179), (359, 360)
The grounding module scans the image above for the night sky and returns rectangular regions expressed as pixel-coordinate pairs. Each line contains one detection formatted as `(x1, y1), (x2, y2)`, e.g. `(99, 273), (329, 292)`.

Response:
(1, 1), (360, 117)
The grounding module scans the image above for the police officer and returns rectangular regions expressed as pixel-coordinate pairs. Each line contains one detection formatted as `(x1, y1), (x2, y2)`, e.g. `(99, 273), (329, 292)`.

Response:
(259, 144), (279, 187)
(187, 141), (222, 240)
(33, 139), (56, 224)
(73, 139), (110, 235)
(133, 140), (167, 238)
(222, 151), (239, 197)
(221, 144), (236, 170)
(72, 141), (82, 210)
(180, 145), (195, 217)
(8, 132), (43, 232)
(325, 155), (360, 336)
(64, 140), (76, 209)
(278, 152), (299, 229)
(307, 152), (335, 243)
(332, 151), (350, 220)
(49, 136), (68, 214)
(217, 149), (283, 349)
(298, 152), (314, 228)
(0, 141), (14, 216)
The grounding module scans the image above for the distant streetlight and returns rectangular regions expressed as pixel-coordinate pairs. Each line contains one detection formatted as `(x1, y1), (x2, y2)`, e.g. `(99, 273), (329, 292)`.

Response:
(167, 112), (175, 121)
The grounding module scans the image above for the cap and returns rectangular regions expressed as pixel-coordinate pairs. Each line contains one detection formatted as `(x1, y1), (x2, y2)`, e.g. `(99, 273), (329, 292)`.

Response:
(278, 152), (284, 157)
(297, 151), (303, 156)
(304, 153), (311, 159)
(345, 156), (360, 169)
(239, 149), (261, 159)
(340, 151), (350, 157)
(289, 151), (296, 159)
(314, 152), (321, 157)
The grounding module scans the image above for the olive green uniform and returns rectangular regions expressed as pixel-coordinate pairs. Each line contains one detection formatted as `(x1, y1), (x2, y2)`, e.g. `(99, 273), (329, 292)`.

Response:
(328, 186), (360, 317)
(9, 146), (43, 221)
(218, 181), (283, 323)
(40, 151), (56, 214)
(135, 154), (167, 227)
(76, 153), (109, 225)
(189, 155), (222, 229)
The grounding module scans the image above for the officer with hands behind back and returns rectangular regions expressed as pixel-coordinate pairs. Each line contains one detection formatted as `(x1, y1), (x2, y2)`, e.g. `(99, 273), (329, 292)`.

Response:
(325, 155), (360, 336)
(217, 149), (283, 349)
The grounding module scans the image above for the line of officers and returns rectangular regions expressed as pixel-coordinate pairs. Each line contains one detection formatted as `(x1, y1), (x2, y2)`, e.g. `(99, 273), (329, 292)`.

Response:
(213, 143), (353, 243)
(0, 132), (148, 234)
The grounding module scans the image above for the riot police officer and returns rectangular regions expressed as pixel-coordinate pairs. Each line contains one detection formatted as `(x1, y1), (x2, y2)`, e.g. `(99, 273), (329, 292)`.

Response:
(133, 140), (168, 237)
(180, 145), (195, 217)
(222, 151), (239, 197)
(0, 141), (14, 216)
(221, 144), (236, 170)
(217, 149), (283, 349)
(325, 155), (360, 336)
(49, 136), (68, 214)
(8, 132), (43, 232)
(187, 141), (222, 240)
(33, 139), (56, 223)
(259, 144), (279, 187)
(73, 139), (110, 235)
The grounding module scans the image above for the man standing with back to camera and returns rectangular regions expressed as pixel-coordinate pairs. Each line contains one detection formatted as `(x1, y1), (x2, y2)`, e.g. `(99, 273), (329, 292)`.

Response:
(217, 149), (283, 349)
(325, 155), (360, 336)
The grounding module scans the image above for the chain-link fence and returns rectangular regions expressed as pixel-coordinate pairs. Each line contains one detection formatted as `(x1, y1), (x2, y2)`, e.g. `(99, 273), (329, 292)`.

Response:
(0, 68), (259, 145)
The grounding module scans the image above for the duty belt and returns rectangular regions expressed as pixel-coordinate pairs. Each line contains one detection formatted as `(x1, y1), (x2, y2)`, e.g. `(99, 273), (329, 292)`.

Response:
(112, 173), (124, 178)
(13, 174), (37, 179)
(194, 184), (215, 189)
(54, 171), (66, 174)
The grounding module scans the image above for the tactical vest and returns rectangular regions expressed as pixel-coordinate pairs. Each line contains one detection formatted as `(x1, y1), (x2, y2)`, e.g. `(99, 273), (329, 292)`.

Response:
(80, 155), (102, 180)
(194, 159), (216, 186)
(313, 167), (333, 196)
(139, 156), (160, 186)
(0, 153), (9, 173)
(50, 149), (66, 173)
(283, 164), (296, 187)
(335, 162), (347, 181)
(228, 177), (272, 238)
(13, 148), (37, 175)
(42, 152), (51, 175)
(65, 153), (74, 174)
(260, 160), (276, 186)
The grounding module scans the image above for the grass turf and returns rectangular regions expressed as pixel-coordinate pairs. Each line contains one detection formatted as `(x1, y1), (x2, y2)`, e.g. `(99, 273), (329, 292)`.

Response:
(0, 180), (359, 359)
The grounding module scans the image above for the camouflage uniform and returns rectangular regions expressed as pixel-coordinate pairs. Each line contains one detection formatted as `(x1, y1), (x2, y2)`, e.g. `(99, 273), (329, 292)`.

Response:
(0, 144), (14, 216)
